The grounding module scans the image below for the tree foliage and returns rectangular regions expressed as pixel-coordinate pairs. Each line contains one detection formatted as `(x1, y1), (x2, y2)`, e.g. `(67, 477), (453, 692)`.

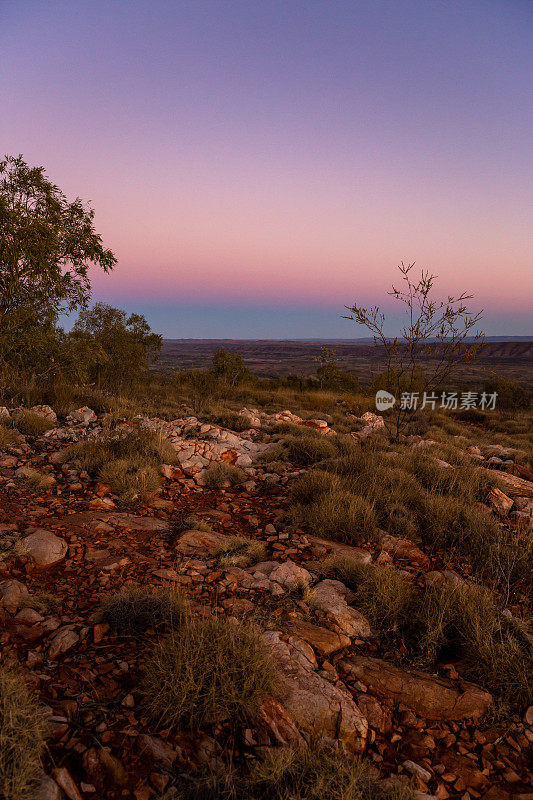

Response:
(72, 303), (162, 388)
(212, 348), (250, 386)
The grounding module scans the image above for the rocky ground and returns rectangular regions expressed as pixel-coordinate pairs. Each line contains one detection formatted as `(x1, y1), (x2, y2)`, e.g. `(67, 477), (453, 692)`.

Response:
(0, 403), (532, 800)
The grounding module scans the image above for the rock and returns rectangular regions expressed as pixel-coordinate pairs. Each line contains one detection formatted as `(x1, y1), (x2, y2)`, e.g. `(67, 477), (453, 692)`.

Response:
(52, 767), (83, 800)
(161, 463), (183, 479)
(65, 512), (168, 532)
(487, 486), (513, 516)
(0, 579), (31, 613)
(490, 471), (533, 498)
(264, 631), (367, 753)
(48, 627), (80, 660)
(257, 697), (306, 748)
(0, 455), (18, 467)
(307, 536), (372, 564)
(68, 406), (97, 424)
(376, 531), (430, 568)
(175, 529), (229, 556)
(35, 774), (64, 800)
(424, 570), (466, 589)
(136, 734), (178, 768)
(403, 760), (432, 783)
(82, 747), (128, 789)
(287, 618), (350, 656)
(0, 407), (10, 418)
(22, 529), (67, 567)
(355, 693), (392, 734)
(311, 579), (371, 638)
(525, 706), (533, 725)
(339, 656), (493, 720)
(31, 405), (57, 423)
(268, 560), (313, 591)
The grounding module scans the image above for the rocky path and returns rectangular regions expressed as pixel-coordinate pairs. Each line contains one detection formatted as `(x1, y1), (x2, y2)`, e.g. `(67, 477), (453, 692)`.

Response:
(0, 406), (532, 800)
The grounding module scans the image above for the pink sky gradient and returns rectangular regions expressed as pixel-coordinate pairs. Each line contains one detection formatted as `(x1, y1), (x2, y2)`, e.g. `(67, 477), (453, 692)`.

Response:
(1, 1), (532, 336)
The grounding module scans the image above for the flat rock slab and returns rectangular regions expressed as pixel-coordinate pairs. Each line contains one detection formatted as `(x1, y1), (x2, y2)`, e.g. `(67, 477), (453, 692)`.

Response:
(287, 618), (350, 656)
(175, 529), (229, 556)
(339, 656), (492, 720)
(491, 471), (533, 498)
(308, 536), (372, 565)
(63, 512), (169, 533)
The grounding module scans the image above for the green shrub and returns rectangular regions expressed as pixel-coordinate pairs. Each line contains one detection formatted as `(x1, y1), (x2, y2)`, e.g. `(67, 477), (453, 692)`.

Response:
(0, 668), (45, 800)
(141, 617), (282, 729)
(207, 409), (252, 432)
(483, 376), (530, 410)
(102, 586), (187, 635)
(290, 470), (338, 505)
(203, 462), (246, 488)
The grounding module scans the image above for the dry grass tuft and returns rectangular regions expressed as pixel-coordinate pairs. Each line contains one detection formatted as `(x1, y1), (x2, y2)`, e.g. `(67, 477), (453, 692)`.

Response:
(141, 616), (282, 730)
(414, 583), (533, 705)
(17, 466), (55, 490)
(310, 556), (415, 632)
(0, 668), (45, 800)
(203, 462), (246, 489)
(62, 428), (179, 502)
(173, 746), (414, 799)
(10, 410), (55, 436)
(102, 586), (187, 635)
(213, 536), (267, 568)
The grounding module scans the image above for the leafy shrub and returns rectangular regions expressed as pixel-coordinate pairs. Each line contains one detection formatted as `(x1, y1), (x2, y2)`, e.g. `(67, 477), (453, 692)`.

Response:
(483, 376), (530, 410)
(102, 586), (187, 635)
(203, 462), (246, 488)
(141, 617), (282, 729)
(0, 668), (45, 800)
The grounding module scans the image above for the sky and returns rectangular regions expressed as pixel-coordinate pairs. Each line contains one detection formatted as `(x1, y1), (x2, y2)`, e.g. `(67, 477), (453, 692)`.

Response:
(1, 0), (532, 338)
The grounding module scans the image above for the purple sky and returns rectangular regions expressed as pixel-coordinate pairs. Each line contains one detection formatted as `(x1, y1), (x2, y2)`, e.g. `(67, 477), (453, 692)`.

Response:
(2, 0), (532, 337)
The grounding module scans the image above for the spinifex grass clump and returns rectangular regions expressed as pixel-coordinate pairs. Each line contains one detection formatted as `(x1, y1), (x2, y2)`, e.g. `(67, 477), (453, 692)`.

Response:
(174, 746), (414, 800)
(141, 616), (282, 730)
(102, 586), (187, 635)
(310, 556), (415, 633)
(0, 668), (45, 800)
(62, 427), (178, 502)
(203, 462), (246, 488)
(213, 535), (266, 568)
(290, 443), (531, 589)
(6, 410), (54, 436)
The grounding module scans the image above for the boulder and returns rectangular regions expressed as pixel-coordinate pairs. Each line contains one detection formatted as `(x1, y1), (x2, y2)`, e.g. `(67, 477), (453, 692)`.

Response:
(68, 406), (97, 425)
(0, 579), (31, 614)
(376, 531), (430, 568)
(287, 618), (350, 656)
(268, 560), (313, 591)
(34, 775), (64, 800)
(264, 631), (368, 753)
(311, 579), (371, 638)
(487, 486), (513, 516)
(22, 529), (67, 567)
(489, 471), (533, 499)
(339, 656), (492, 720)
(257, 697), (306, 748)
(31, 405), (57, 423)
